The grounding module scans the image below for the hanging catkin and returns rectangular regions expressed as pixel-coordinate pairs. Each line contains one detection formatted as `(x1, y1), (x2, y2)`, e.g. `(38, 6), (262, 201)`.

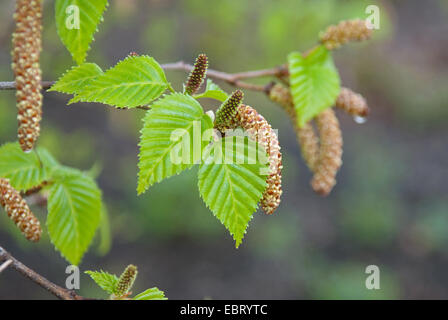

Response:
(236, 105), (283, 215)
(12, 0), (43, 152)
(335, 87), (369, 117)
(310, 109), (343, 196)
(0, 178), (42, 242)
(268, 84), (319, 172)
(320, 19), (373, 50)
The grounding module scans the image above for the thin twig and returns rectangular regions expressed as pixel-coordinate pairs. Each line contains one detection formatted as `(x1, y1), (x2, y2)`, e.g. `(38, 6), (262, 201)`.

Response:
(0, 259), (13, 273)
(0, 245), (85, 300)
(0, 62), (287, 93)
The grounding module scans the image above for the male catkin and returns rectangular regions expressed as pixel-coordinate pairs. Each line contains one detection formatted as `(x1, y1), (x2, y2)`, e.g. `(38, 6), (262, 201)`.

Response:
(0, 178), (42, 242)
(12, 0), (43, 152)
(320, 19), (373, 50)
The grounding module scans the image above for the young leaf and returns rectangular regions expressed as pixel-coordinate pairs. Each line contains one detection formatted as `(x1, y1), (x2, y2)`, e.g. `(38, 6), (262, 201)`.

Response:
(47, 168), (102, 265)
(70, 55), (169, 108)
(0, 142), (48, 191)
(288, 45), (341, 127)
(194, 79), (229, 102)
(48, 63), (103, 95)
(55, 0), (109, 64)
(133, 288), (167, 300)
(138, 93), (213, 194)
(198, 136), (268, 248)
(85, 270), (118, 294)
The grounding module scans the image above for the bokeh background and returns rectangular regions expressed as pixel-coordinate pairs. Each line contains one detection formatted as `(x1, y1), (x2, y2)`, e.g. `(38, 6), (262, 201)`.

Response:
(1, 0), (447, 299)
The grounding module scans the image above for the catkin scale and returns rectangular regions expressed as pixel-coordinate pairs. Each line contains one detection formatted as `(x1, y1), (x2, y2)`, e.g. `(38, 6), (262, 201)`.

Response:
(335, 87), (369, 117)
(235, 105), (282, 215)
(320, 19), (373, 50)
(310, 109), (343, 196)
(12, 0), (43, 152)
(0, 178), (42, 242)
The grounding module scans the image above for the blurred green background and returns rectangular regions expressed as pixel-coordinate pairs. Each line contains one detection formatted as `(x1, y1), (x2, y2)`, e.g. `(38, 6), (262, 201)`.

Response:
(1, 0), (448, 299)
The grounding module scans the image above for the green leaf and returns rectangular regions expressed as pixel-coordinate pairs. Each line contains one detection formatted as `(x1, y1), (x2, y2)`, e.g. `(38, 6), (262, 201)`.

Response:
(198, 136), (268, 247)
(47, 168), (102, 265)
(0, 142), (49, 191)
(55, 0), (109, 64)
(288, 45), (341, 127)
(133, 288), (167, 300)
(48, 63), (103, 95)
(137, 93), (213, 194)
(70, 55), (169, 108)
(85, 270), (118, 294)
(194, 79), (229, 102)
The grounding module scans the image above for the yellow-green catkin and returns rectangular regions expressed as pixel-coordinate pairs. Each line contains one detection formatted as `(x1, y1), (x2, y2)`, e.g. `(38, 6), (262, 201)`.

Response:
(320, 19), (373, 50)
(114, 265), (138, 297)
(184, 54), (208, 95)
(0, 178), (42, 242)
(12, 0), (43, 152)
(310, 109), (343, 196)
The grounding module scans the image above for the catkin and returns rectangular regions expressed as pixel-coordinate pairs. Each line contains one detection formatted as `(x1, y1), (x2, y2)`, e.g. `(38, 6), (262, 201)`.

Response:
(214, 90), (244, 133)
(115, 264), (138, 297)
(236, 105), (282, 215)
(268, 84), (319, 172)
(310, 109), (343, 196)
(335, 87), (369, 117)
(0, 178), (42, 242)
(184, 54), (208, 95)
(320, 19), (373, 50)
(12, 0), (43, 152)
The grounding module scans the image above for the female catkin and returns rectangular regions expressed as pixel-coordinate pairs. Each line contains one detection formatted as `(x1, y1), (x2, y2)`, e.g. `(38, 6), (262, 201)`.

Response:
(0, 178), (42, 242)
(115, 264), (138, 297)
(12, 0), (43, 152)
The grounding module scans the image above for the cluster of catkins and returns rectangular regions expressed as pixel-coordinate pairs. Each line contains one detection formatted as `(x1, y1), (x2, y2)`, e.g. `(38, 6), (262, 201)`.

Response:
(185, 54), (283, 215)
(0, 178), (42, 242)
(215, 91), (283, 215)
(12, 0), (43, 152)
(269, 82), (369, 196)
(267, 19), (372, 196)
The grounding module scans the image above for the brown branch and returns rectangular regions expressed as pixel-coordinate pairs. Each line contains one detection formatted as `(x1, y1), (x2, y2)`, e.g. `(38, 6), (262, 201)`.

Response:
(0, 245), (86, 300)
(0, 62), (287, 93)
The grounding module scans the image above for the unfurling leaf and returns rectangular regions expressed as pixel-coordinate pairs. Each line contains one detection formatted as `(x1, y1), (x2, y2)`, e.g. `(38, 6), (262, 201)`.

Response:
(288, 45), (340, 127)
(85, 270), (118, 294)
(194, 79), (229, 102)
(133, 288), (167, 300)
